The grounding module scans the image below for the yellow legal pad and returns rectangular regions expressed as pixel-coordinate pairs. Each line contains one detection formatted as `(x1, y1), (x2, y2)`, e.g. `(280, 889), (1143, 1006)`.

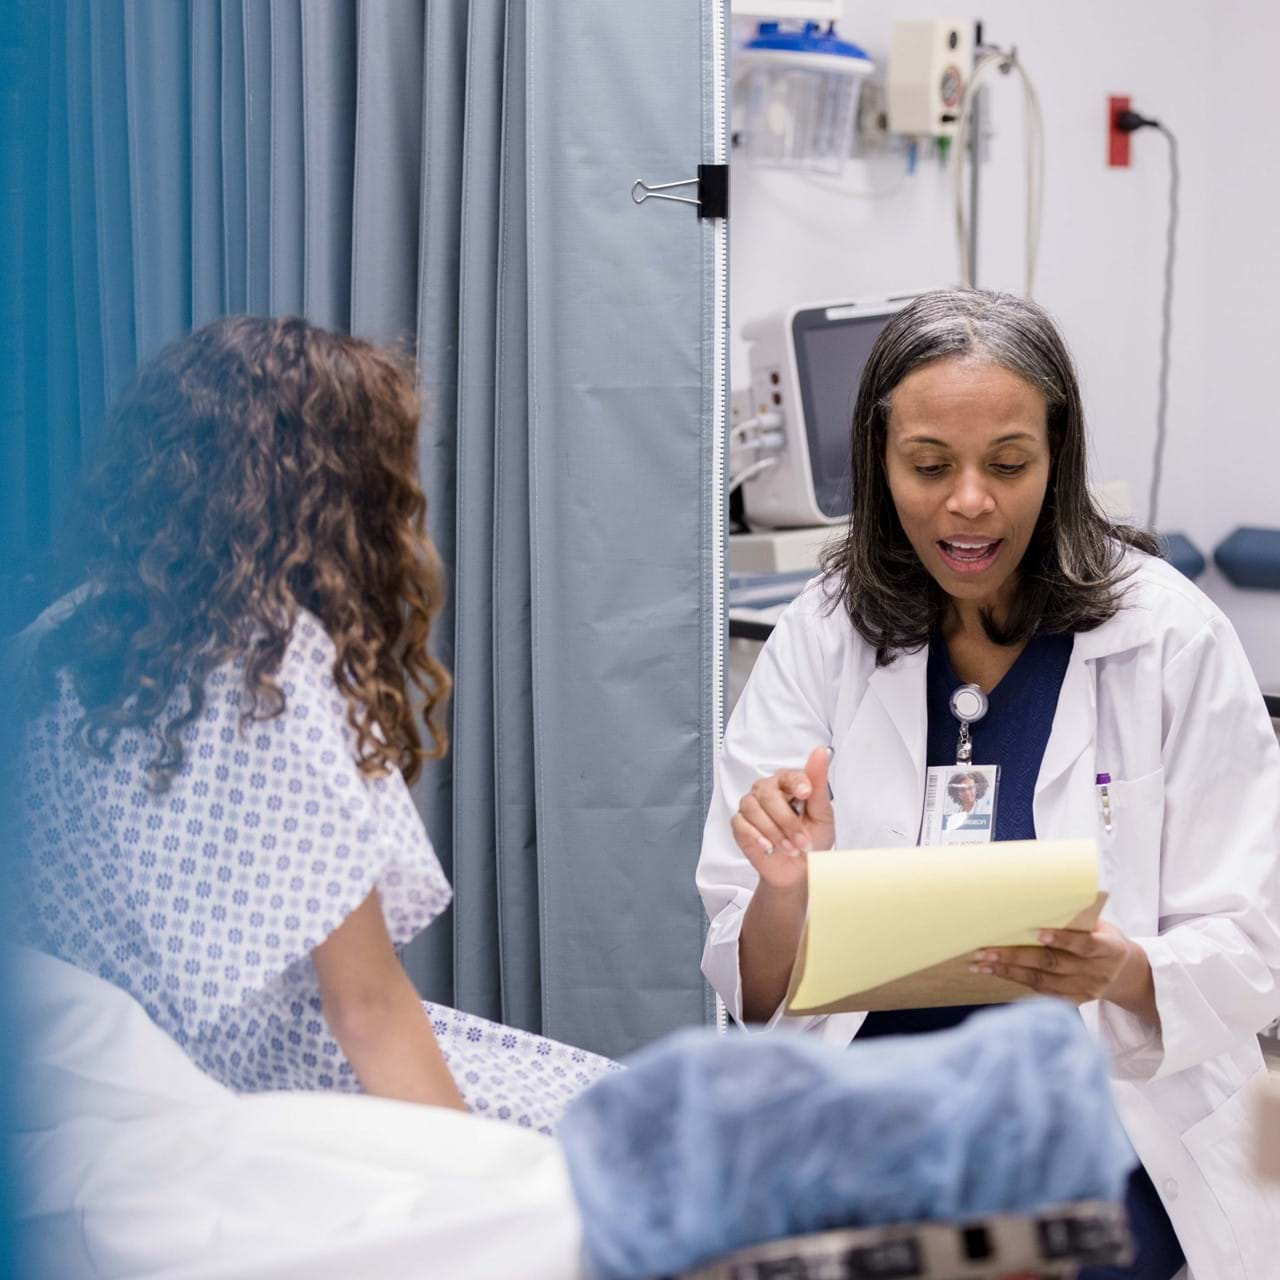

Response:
(785, 838), (1103, 1016)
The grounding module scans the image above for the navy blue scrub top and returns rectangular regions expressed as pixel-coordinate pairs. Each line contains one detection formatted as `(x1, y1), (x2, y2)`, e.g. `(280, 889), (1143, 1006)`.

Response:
(859, 627), (1072, 1040)
(852, 628), (1184, 1280)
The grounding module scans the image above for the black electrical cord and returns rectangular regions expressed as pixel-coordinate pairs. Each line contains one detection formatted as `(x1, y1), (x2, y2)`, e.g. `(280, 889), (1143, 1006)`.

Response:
(1117, 109), (1179, 530)
(1115, 109), (1157, 133)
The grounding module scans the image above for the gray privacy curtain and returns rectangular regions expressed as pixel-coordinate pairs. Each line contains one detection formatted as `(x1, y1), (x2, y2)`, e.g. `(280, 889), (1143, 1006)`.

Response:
(14, 0), (720, 1060)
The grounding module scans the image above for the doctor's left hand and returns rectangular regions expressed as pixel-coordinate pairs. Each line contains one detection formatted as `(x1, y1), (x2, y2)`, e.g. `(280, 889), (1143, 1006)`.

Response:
(971, 921), (1157, 1019)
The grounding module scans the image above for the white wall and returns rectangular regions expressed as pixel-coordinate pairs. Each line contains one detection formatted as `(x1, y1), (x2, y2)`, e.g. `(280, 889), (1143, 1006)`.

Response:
(731, 0), (1280, 687)
(1198, 0), (1280, 685)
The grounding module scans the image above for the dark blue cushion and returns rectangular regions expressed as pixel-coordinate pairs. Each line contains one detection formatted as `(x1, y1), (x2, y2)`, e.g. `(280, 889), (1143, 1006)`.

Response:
(1214, 527), (1280, 590)
(1158, 532), (1206, 581)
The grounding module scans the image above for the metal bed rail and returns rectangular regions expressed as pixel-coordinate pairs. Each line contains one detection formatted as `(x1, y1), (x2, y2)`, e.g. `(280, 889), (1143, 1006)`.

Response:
(679, 1199), (1131, 1280)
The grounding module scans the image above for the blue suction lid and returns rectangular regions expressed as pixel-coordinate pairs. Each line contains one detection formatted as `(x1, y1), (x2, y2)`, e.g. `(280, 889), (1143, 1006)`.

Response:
(745, 21), (872, 63)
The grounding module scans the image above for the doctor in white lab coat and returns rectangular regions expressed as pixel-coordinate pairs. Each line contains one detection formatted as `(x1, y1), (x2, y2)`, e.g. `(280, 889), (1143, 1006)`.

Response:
(698, 290), (1280, 1280)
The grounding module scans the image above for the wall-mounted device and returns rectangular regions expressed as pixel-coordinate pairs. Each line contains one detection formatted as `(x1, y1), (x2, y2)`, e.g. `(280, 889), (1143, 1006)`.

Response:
(736, 22), (873, 174)
(738, 294), (917, 529)
(887, 19), (972, 138)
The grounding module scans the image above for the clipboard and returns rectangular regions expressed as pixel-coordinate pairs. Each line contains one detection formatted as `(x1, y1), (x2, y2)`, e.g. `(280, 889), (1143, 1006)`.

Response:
(784, 839), (1104, 1016)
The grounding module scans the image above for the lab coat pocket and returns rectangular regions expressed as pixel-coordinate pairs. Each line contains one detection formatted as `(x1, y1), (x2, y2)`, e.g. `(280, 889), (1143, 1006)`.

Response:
(1179, 1065), (1274, 1280)
(1097, 769), (1164, 934)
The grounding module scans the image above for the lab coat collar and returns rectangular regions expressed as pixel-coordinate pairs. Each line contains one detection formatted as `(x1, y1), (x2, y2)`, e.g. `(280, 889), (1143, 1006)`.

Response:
(862, 604), (1156, 804)
(865, 643), (929, 793)
(1036, 601), (1156, 798)
(1035, 645), (1095, 799)
(1069, 599), (1156, 662)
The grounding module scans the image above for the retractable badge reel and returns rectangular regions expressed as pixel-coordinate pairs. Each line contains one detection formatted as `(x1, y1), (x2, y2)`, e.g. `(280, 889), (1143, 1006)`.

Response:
(951, 683), (987, 764)
(921, 684), (1001, 846)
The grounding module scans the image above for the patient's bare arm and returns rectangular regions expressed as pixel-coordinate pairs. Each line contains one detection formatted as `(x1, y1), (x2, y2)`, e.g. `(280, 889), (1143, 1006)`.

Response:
(313, 889), (467, 1110)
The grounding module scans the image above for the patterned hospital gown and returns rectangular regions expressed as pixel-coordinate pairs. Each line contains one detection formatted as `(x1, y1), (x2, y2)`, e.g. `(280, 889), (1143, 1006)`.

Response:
(19, 610), (616, 1134)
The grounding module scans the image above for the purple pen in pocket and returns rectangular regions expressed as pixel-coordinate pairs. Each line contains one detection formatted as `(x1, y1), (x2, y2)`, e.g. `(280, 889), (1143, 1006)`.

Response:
(1096, 772), (1113, 833)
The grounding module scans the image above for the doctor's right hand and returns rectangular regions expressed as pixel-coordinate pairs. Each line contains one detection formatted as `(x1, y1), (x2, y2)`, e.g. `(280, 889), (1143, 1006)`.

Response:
(731, 746), (834, 890)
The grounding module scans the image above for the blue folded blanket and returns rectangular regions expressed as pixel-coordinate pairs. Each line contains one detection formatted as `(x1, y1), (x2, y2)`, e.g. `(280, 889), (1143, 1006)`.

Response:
(559, 1000), (1135, 1280)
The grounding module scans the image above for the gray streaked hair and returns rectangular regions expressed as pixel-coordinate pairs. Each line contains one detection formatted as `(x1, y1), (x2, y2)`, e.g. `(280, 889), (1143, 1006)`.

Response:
(820, 288), (1159, 661)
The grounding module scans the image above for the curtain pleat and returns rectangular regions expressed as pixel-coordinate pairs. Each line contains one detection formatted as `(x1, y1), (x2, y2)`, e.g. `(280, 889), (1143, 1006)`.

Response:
(122, 0), (191, 362)
(20, 2), (55, 552)
(87, 1), (136, 401)
(349, 2), (424, 343)
(242, 0), (272, 317)
(399, 0), (471, 1007)
(448, 0), (507, 1023)
(268, 0), (304, 317)
(22, 0), (717, 1060)
(190, 0), (224, 328)
(299, 0), (356, 332)
(491, 0), (542, 1035)
(64, 0), (106, 462)
(1, 44), (26, 561)
(219, 0), (247, 314)
(40, 5), (81, 539)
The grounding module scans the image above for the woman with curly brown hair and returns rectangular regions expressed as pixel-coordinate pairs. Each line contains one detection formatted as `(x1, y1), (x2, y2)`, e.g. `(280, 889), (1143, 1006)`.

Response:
(15, 315), (614, 1132)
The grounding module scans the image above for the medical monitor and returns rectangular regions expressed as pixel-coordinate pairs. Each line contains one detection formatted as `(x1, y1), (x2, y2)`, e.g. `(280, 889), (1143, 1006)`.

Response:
(740, 295), (917, 528)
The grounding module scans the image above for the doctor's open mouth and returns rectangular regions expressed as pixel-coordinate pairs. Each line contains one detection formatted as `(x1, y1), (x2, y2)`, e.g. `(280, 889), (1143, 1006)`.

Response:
(936, 539), (1004, 574)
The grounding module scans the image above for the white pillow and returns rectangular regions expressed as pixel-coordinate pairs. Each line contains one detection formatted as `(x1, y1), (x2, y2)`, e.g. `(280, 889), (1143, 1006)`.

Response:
(13, 945), (230, 1128)
(10, 948), (585, 1280)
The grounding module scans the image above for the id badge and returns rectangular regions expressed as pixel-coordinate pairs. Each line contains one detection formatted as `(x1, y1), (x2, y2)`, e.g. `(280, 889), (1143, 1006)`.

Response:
(920, 763), (1001, 846)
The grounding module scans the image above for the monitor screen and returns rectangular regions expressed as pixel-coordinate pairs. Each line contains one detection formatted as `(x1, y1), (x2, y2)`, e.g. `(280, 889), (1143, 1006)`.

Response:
(791, 305), (899, 519)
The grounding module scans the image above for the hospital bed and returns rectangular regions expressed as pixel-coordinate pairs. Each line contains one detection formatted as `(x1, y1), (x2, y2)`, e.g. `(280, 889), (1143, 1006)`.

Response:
(10, 946), (586, 1279)
(12, 947), (1135, 1280)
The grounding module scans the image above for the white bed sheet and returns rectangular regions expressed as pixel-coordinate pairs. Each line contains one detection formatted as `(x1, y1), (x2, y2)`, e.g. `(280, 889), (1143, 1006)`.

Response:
(10, 946), (587, 1279)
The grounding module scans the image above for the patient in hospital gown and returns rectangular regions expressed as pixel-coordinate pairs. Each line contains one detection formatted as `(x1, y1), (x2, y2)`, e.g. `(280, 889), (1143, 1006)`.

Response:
(19, 610), (614, 1133)
(15, 315), (615, 1136)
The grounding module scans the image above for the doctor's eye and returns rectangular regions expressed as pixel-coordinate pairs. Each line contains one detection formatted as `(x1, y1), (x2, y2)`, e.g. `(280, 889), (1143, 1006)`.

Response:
(990, 462), (1028, 477)
(914, 464), (948, 478)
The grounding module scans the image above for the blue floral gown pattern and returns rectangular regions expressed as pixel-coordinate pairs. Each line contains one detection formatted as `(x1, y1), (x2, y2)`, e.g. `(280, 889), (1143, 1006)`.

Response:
(19, 611), (616, 1134)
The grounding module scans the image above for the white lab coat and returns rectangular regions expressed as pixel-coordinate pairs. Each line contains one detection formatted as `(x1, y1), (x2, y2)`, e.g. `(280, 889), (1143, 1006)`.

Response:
(697, 553), (1280, 1280)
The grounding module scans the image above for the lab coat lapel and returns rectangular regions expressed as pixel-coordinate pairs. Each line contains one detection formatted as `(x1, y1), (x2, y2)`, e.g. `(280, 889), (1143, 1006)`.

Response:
(1031, 644), (1097, 838)
(1032, 607), (1154, 838)
(866, 645), (928, 780)
(858, 645), (928, 842)
(848, 607), (1154, 848)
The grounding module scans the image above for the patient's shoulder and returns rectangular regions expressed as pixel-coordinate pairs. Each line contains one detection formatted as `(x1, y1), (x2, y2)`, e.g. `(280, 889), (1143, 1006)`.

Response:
(278, 609), (341, 692)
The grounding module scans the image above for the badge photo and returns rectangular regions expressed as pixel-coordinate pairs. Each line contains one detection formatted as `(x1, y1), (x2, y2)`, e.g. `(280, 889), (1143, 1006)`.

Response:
(921, 763), (1001, 846)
